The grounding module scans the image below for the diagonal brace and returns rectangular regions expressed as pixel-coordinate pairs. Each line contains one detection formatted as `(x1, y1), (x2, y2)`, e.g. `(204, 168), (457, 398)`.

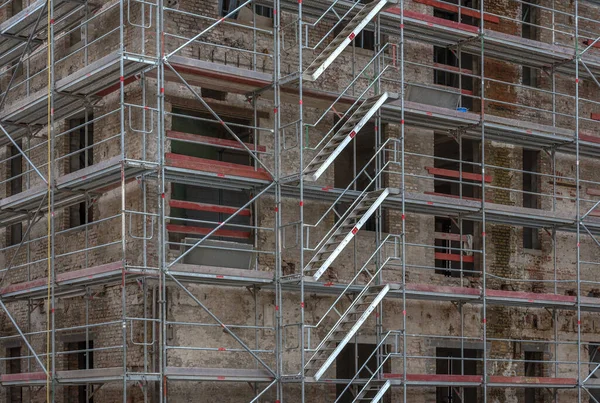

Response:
(579, 59), (600, 92)
(581, 223), (600, 250)
(168, 182), (274, 267)
(584, 362), (600, 384)
(582, 198), (600, 221)
(163, 60), (274, 177)
(166, 272), (276, 376)
(0, 124), (47, 184)
(583, 385), (600, 403)
(248, 379), (277, 403)
(580, 36), (600, 57)
(0, 299), (48, 375)
(0, 193), (48, 287)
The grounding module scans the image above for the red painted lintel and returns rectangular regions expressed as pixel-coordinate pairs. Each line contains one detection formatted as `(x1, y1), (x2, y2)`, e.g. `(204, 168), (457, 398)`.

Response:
(167, 130), (266, 152)
(426, 166), (492, 183)
(166, 224), (251, 239)
(435, 252), (475, 263)
(165, 153), (272, 181)
(169, 199), (251, 217)
(413, 0), (500, 23)
(386, 8), (480, 34)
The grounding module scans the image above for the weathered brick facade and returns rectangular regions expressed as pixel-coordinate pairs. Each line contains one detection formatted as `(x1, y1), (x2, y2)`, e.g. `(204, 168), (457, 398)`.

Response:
(0, 0), (598, 402)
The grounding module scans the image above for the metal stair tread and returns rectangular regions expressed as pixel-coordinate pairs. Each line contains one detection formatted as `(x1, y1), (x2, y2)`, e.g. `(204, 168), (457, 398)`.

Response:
(303, 0), (395, 81)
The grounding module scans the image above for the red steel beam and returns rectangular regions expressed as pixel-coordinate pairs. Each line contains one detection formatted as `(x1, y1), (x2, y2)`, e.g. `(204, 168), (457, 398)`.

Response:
(426, 166), (492, 183)
(587, 187), (600, 196)
(169, 200), (251, 217)
(413, 0), (500, 23)
(167, 130), (267, 152)
(434, 252), (475, 263)
(165, 153), (272, 181)
(433, 62), (473, 74)
(583, 39), (600, 50)
(386, 8), (480, 34)
(166, 224), (251, 239)
(579, 132), (600, 144)
(1, 372), (46, 382)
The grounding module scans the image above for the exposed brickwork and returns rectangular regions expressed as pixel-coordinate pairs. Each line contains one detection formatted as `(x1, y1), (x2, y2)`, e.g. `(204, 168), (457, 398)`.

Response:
(0, 0), (598, 401)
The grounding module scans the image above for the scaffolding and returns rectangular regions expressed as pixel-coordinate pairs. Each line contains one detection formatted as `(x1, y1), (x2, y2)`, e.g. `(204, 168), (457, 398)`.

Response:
(0, 0), (600, 401)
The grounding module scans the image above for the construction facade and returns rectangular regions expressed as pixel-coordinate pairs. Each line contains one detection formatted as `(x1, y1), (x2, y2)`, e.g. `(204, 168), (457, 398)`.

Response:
(0, 0), (599, 401)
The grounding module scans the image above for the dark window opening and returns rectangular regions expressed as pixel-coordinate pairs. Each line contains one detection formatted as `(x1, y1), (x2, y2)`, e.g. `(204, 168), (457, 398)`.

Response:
(332, 23), (376, 51)
(521, 1), (539, 87)
(521, 1), (539, 40)
(331, 0), (378, 51)
(433, 134), (481, 199)
(336, 343), (391, 403)
(9, 223), (22, 246)
(433, 134), (481, 277)
(169, 108), (253, 244)
(433, 4), (476, 110)
(11, 0), (23, 17)
(436, 347), (481, 403)
(69, 24), (82, 48)
(435, 217), (476, 277)
(433, 45), (474, 110)
(6, 346), (22, 403)
(201, 88), (228, 101)
(433, 0), (478, 25)
(522, 66), (538, 88)
(523, 149), (540, 250)
(220, 0), (273, 19)
(524, 351), (544, 402)
(8, 60), (23, 81)
(69, 201), (93, 229)
(333, 120), (380, 232)
(67, 118), (94, 229)
(9, 140), (22, 196)
(65, 340), (93, 403)
(8, 142), (23, 246)
(68, 118), (94, 174)
(254, 4), (273, 18)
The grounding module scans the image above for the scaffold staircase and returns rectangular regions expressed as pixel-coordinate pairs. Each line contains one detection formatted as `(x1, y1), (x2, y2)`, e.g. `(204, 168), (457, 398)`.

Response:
(353, 379), (391, 402)
(305, 284), (393, 381)
(303, 0), (398, 81)
(303, 92), (397, 182)
(336, 329), (401, 403)
(304, 188), (398, 281)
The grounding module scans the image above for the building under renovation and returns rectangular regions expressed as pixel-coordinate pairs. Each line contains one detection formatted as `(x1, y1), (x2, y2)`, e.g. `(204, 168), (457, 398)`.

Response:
(1, 0), (600, 401)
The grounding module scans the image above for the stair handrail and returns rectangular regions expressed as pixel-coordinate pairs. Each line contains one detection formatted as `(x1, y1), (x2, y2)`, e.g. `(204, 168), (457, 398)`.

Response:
(307, 234), (401, 331)
(301, 0), (364, 50)
(304, 138), (400, 252)
(304, 261), (387, 367)
(304, 239), (403, 367)
(278, 44), (394, 156)
(305, 44), (394, 148)
(335, 330), (403, 402)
